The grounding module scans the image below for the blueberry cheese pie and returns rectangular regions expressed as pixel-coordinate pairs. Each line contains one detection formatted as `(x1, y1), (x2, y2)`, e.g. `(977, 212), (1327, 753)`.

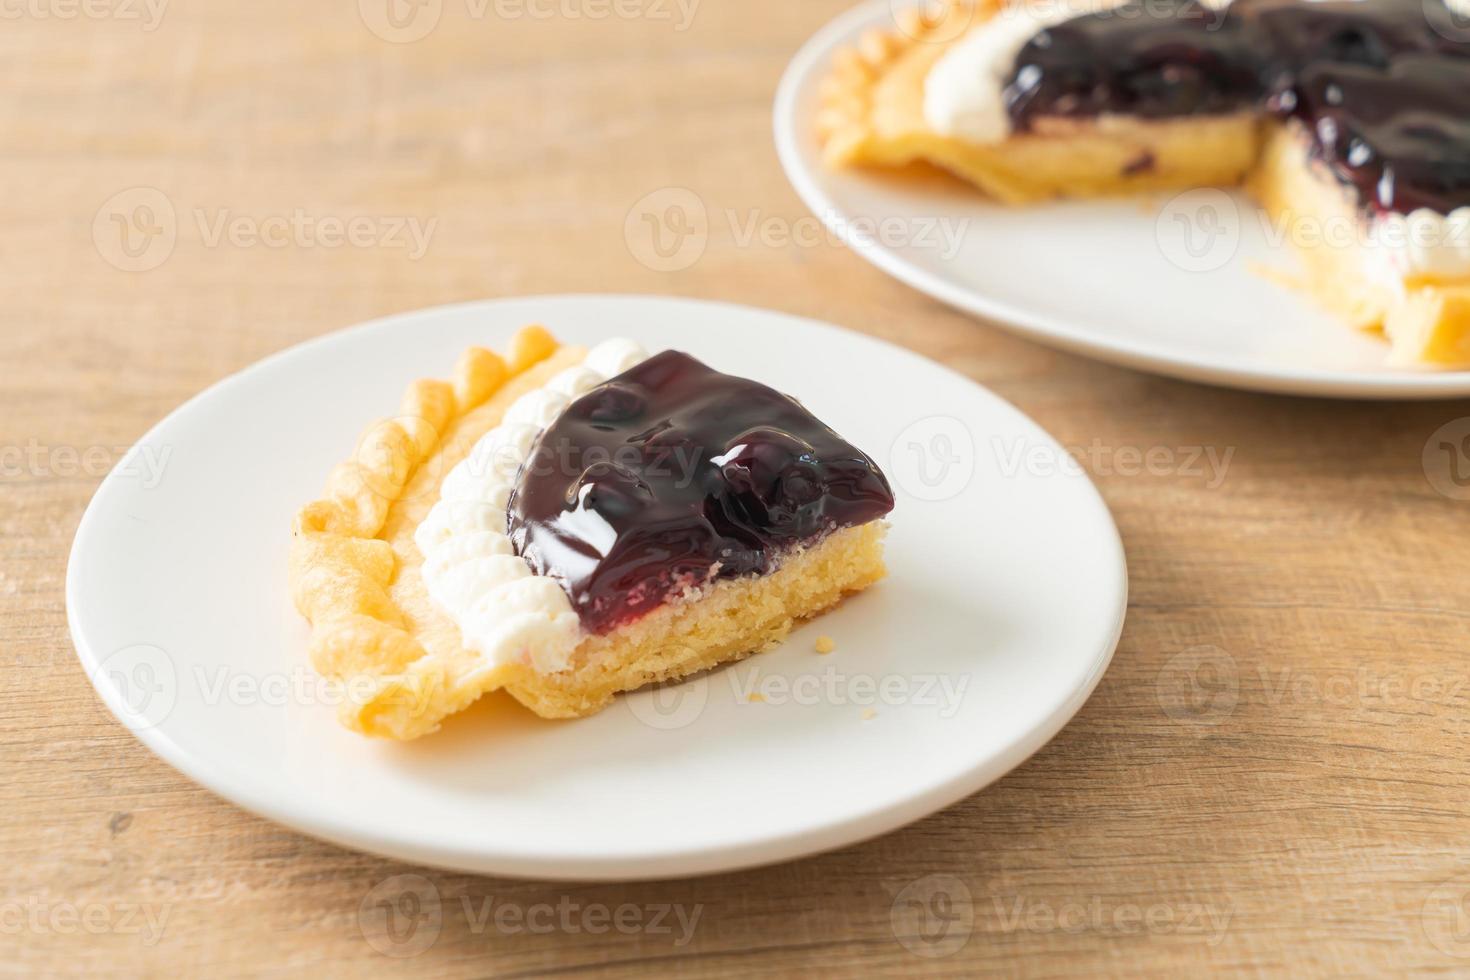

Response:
(290, 328), (894, 738)
(820, 0), (1470, 367)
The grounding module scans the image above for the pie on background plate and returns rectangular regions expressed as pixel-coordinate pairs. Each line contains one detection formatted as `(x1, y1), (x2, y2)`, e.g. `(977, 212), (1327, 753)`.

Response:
(291, 326), (895, 739)
(817, 0), (1470, 368)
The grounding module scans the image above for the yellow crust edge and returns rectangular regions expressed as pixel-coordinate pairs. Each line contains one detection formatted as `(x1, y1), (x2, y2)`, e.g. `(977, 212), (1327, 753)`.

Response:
(1249, 124), (1470, 369)
(816, 1), (985, 170)
(287, 325), (561, 738)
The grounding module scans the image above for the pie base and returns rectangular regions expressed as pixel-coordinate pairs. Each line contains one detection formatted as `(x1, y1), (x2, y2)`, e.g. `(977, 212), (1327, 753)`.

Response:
(501, 521), (889, 719)
(819, 0), (1470, 367)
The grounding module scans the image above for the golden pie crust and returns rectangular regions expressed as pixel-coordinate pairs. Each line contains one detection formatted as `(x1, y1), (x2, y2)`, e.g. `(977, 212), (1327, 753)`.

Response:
(289, 326), (578, 740)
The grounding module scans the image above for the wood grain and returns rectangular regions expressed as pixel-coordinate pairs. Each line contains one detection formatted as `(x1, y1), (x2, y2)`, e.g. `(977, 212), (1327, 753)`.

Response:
(4, 1), (1470, 974)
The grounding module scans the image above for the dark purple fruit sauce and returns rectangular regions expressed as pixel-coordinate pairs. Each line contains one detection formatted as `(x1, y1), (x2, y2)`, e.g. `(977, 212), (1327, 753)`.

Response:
(1003, 0), (1470, 214)
(507, 351), (895, 634)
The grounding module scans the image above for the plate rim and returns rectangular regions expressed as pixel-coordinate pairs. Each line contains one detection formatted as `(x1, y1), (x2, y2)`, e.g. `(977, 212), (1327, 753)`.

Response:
(67, 293), (1128, 880)
(773, 0), (1470, 400)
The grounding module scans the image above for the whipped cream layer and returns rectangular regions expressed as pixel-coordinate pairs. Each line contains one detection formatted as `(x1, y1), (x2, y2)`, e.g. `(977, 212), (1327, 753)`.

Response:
(413, 338), (649, 674)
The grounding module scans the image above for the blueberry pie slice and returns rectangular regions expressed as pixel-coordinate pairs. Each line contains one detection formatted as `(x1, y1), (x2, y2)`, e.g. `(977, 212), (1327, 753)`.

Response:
(290, 328), (894, 738)
(820, 0), (1470, 367)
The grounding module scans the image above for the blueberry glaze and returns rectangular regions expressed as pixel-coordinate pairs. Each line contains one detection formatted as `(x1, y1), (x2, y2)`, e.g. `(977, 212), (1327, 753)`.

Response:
(506, 351), (895, 634)
(1002, 0), (1470, 214)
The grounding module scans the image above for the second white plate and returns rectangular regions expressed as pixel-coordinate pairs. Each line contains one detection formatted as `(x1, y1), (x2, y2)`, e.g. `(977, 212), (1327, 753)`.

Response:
(774, 0), (1470, 399)
(69, 295), (1126, 880)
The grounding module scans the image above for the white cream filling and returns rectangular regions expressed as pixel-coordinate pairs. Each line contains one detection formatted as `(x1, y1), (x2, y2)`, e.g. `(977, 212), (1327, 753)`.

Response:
(922, 1), (1470, 280)
(413, 338), (649, 674)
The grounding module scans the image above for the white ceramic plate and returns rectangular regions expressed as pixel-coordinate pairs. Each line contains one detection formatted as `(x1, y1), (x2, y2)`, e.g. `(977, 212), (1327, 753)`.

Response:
(68, 295), (1126, 880)
(774, 1), (1470, 399)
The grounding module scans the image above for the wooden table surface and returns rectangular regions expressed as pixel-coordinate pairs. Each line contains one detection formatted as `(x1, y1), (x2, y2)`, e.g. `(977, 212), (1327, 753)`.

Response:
(6, 0), (1470, 975)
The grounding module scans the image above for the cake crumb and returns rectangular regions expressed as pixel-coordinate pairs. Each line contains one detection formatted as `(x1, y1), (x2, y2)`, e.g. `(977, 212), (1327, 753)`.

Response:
(748, 693), (765, 703)
(861, 708), (877, 721)
(814, 635), (836, 654)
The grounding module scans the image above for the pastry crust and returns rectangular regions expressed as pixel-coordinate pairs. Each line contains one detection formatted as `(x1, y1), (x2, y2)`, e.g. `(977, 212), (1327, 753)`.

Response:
(817, 1), (984, 172)
(289, 325), (580, 740)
